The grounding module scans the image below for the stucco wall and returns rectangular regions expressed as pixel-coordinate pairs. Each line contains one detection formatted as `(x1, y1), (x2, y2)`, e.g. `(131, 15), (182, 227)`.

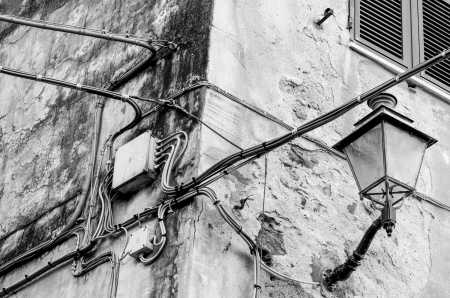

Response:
(0, 0), (213, 296)
(189, 0), (450, 297)
(1, 0), (450, 297)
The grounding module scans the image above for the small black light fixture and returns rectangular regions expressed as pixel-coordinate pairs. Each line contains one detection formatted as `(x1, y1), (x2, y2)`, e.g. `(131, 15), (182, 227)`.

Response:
(322, 93), (437, 290)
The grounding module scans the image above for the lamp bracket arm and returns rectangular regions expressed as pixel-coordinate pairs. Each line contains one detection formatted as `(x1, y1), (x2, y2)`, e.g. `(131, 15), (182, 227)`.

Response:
(322, 216), (383, 291)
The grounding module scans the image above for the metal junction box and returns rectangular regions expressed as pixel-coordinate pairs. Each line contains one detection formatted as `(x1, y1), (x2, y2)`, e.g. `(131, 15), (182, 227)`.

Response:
(128, 225), (154, 259)
(112, 131), (158, 194)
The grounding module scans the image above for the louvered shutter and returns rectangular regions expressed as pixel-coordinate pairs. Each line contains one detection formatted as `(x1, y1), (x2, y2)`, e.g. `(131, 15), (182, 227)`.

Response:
(419, 0), (450, 90)
(354, 0), (412, 66)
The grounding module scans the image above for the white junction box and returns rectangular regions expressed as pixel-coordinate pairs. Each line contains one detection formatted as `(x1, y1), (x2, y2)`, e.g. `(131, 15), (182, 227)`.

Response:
(112, 131), (158, 194)
(128, 225), (154, 259)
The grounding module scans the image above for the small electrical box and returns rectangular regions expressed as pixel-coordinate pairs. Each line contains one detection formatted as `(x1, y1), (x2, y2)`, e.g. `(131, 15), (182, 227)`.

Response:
(112, 131), (158, 194)
(128, 225), (154, 259)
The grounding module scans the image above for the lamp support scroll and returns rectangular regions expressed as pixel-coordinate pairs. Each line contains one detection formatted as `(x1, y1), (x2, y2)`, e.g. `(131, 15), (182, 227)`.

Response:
(322, 217), (383, 290)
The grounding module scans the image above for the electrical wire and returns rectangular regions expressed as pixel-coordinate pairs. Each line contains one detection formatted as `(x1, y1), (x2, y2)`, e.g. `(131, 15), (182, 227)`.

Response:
(262, 154), (268, 214)
(118, 227), (130, 262)
(192, 187), (320, 290)
(138, 204), (169, 265)
(0, 239), (97, 297)
(149, 48), (450, 197)
(0, 225), (84, 277)
(259, 153), (268, 294)
(1, 47), (449, 296)
(260, 263), (319, 286)
(0, 14), (172, 53)
(71, 251), (119, 298)
(253, 250), (262, 298)
(0, 47), (173, 277)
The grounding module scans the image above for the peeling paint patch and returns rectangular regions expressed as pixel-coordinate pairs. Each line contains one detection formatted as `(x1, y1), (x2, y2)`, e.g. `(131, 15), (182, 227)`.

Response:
(264, 279), (314, 298)
(288, 144), (319, 169)
(256, 213), (287, 263)
(347, 202), (357, 215)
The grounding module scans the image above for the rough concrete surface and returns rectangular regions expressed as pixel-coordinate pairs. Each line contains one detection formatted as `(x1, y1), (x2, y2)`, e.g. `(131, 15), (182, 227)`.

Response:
(0, 0), (212, 296)
(0, 0), (449, 297)
(193, 0), (450, 297)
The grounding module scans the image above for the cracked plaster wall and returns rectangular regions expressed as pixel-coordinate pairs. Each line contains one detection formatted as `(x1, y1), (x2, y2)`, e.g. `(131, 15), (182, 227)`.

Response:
(186, 0), (450, 297)
(0, 0), (213, 297)
(1, 0), (450, 298)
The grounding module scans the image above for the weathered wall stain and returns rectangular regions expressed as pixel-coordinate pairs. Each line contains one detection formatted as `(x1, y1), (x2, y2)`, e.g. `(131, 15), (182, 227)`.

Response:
(0, 0), (213, 296)
(1, 0), (450, 297)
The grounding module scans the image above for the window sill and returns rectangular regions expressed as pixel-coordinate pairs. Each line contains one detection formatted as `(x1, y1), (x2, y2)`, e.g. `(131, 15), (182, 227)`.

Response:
(349, 41), (450, 105)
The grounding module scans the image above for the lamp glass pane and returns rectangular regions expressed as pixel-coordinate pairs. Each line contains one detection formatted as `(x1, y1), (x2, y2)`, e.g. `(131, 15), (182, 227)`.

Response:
(384, 122), (428, 188)
(343, 124), (385, 191)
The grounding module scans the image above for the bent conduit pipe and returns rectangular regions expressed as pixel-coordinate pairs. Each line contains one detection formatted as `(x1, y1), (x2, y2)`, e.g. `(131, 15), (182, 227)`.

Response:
(0, 50), (172, 277)
(0, 65), (143, 125)
(0, 240), (97, 297)
(108, 46), (176, 157)
(0, 48), (448, 293)
(0, 229), (79, 277)
(0, 14), (158, 54)
(164, 48), (450, 196)
(0, 12), (170, 238)
(60, 50), (169, 235)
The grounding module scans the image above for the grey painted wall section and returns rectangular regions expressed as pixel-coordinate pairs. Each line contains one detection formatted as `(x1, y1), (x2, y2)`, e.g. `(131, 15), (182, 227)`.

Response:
(0, 0), (213, 296)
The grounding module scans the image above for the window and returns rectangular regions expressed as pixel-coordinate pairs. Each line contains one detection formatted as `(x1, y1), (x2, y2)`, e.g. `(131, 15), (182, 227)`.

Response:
(420, 0), (450, 88)
(353, 0), (450, 91)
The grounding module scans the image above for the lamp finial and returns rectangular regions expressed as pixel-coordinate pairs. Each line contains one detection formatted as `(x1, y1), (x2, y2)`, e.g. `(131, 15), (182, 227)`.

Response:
(367, 93), (398, 110)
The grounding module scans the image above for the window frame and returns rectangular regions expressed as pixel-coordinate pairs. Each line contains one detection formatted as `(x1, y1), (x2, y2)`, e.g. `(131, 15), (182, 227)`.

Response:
(351, 0), (450, 92)
(353, 0), (413, 68)
(416, 0), (450, 91)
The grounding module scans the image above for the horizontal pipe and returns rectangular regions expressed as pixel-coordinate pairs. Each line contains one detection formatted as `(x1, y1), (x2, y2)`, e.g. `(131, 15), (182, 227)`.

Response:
(0, 229), (78, 277)
(0, 46), (177, 276)
(0, 46), (448, 292)
(349, 42), (450, 105)
(293, 47), (450, 135)
(0, 14), (156, 53)
(72, 251), (113, 277)
(170, 48), (450, 195)
(0, 65), (141, 103)
(0, 241), (97, 297)
(0, 65), (146, 134)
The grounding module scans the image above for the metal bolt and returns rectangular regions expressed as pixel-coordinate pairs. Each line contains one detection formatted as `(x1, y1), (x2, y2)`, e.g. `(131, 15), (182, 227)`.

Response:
(315, 8), (334, 27)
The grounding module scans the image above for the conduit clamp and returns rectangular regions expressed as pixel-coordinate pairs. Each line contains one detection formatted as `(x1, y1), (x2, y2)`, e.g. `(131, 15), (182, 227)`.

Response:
(137, 213), (142, 227)
(194, 185), (201, 194)
(158, 221), (166, 236)
(168, 200), (174, 213)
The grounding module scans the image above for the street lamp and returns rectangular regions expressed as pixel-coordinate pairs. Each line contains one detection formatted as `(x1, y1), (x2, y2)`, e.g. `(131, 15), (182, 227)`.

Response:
(322, 93), (437, 290)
